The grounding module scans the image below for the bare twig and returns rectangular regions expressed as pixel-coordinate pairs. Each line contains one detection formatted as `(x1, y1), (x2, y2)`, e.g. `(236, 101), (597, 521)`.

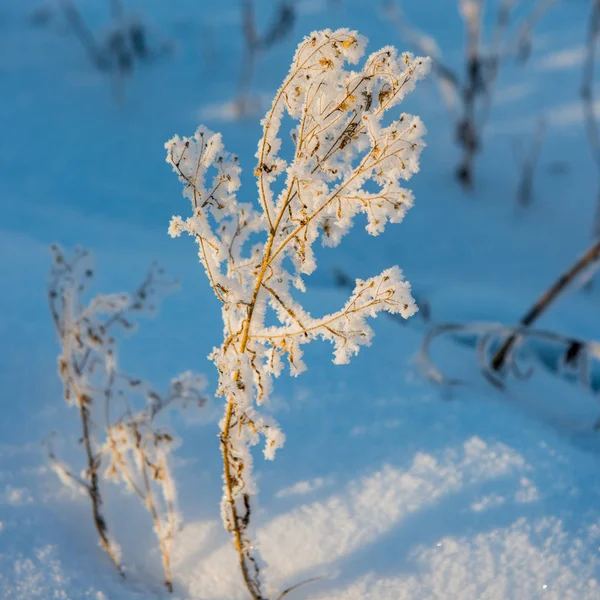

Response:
(59, 0), (167, 104)
(275, 575), (326, 599)
(236, 0), (295, 116)
(514, 117), (546, 206)
(582, 0), (600, 237)
(48, 246), (124, 576)
(61, 1), (108, 70)
(491, 240), (600, 371)
(46, 434), (90, 491)
(511, 0), (557, 63)
(454, 0), (484, 187)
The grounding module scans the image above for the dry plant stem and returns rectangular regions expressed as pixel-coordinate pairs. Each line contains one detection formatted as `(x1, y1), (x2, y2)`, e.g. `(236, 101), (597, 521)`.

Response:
(220, 172), (311, 594)
(237, 0), (259, 115)
(476, 0), (515, 144)
(457, 0), (553, 187)
(63, 363), (123, 575)
(48, 249), (183, 583)
(224, 176), (350, 595)
(331, 267), (433, 325)
(491, 239), (600, 371)
(457, 0), (519, 187)
(456, 0), (482, 188)
(582, 0), (600, 237)
(236, 0), (295, 116)
(61, 1), (106, 69)
(516, 118), (546, 206)
(105, 422), (174, 591)
(223, 74), (412, 585)
(219, 181), (289, 600)
(78, 394), (124, 577)
(275, 576), (326, 599)
(511, 0), (556, 62)
(221, 399), (263, 599)
(137, 441), (173, 593)
(53, 292), (124, 576)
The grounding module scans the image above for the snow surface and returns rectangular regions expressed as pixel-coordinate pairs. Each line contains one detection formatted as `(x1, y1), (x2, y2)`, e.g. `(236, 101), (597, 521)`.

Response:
(2, 0), (600, 598)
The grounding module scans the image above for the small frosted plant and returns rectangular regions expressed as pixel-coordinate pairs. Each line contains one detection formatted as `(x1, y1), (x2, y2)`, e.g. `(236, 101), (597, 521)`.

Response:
(48, 244), (163, 576)
(103, 370), (207, 593)
(166, 29), (429, 598)
(47, 246), (205, 590)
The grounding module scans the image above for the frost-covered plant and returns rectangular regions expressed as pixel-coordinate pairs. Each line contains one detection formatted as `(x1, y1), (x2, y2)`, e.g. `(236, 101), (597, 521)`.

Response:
(103, 370), (207, 593)
(166, 29), (429, 598)
(47, 245), (204, 588)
